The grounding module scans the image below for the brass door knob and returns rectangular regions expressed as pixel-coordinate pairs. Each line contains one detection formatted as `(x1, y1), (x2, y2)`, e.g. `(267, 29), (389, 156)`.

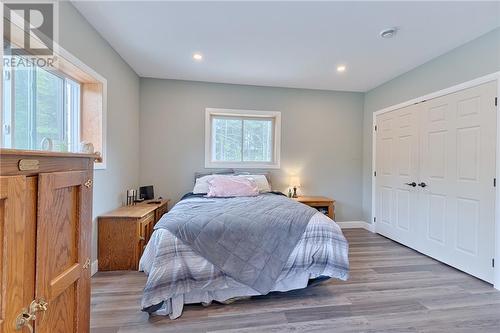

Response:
(15, 299), (48, 332)
(84, 179), (93, 188)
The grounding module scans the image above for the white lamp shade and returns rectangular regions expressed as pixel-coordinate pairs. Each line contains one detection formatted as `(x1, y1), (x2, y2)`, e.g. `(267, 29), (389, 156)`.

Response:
(289, 176), (301, 187)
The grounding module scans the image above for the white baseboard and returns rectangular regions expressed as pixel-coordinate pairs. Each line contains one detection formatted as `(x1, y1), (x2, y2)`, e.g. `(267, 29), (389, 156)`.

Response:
(91, 260), (98, 276)
(337, 221), (375, 233)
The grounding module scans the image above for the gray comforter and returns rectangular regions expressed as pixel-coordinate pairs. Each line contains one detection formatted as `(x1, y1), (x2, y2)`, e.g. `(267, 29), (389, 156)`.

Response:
(154, 193), (317, 293)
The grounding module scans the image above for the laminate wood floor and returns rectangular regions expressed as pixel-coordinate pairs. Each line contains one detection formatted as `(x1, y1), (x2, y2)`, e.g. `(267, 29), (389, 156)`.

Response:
(91, 228), (500, 333)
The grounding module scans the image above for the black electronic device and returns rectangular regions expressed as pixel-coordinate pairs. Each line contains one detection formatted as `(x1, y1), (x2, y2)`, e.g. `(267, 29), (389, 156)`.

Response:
(139, 185), (154, 200)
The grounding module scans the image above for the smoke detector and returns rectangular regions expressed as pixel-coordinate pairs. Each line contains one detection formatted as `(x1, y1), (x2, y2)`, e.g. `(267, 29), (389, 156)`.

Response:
(380, 27), (398, 39)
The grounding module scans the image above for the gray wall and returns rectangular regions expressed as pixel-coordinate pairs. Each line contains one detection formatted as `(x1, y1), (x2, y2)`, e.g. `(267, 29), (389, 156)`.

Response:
(361, 27), (500, 222)
(139, 79), (365, 221)
(59, 2), (140, 263)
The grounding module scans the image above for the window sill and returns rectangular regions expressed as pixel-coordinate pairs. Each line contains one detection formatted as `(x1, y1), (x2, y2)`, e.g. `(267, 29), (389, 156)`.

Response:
(204, 161), (280, 169)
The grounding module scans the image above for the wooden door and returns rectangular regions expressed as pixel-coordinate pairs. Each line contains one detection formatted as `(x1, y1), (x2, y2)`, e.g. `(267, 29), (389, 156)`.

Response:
(0, 176), (27, 333)
(375, 104), (420, 247)
(418, 81), (496, 282)
(35, 171), (93, 333)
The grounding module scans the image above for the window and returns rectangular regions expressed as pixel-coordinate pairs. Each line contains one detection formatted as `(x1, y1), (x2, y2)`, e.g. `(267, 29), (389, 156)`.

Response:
(3, 17), (107, 169)
(2, 56), (81, 152)
(205, 108), (281, 168)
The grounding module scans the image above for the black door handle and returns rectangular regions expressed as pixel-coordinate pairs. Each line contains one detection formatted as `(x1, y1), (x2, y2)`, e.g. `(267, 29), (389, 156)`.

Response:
(405, 182), (417, 187)
(418, 182), (427, 188)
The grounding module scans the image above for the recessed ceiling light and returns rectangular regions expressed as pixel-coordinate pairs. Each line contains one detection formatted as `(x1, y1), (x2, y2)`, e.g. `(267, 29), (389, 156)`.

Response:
(380, 27), (398, 39)
(337, 65), (346, 73)
(192, 53), (203, 61)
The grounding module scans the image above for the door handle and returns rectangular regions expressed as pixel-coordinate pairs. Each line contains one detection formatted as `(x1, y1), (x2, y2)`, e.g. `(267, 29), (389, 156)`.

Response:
(405, 182), (417, 187)
(418, 182), (427, 188)
(15, 299), (48, 332)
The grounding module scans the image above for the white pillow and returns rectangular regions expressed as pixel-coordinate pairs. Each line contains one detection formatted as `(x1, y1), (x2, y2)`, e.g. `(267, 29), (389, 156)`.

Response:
(194, 174), (271, 194)
(206, 176), (259, 197)
(237, 174), (271, 193)
(193, 175), (216, 194)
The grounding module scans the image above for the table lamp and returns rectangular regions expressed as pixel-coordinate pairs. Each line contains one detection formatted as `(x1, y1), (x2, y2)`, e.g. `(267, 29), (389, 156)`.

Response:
(290, 176), (301, 198)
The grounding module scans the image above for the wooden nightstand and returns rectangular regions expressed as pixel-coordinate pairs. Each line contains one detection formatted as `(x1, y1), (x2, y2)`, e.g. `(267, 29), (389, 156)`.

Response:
(294, 196), (335, 220)
(98, 199), (170, 271)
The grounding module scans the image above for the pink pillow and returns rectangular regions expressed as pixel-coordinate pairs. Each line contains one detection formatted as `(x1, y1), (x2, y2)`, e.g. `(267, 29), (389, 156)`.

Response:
(206, 176), (259, 197)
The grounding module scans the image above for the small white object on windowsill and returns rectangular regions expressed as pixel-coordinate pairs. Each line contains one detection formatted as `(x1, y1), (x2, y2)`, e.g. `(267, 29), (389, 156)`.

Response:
(80, 141), (94, 154)
(40, 137), (53, 151)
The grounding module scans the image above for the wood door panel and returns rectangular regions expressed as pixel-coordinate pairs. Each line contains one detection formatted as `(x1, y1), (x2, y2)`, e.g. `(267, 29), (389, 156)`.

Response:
(35, 170), (92, 333)
(78, 171), (92, 333)
(51, 186), (79, 276)
(23, 177), (37, 308)
(0, 176), (28, 333)
(46, 286), (76, 333)
(50, 264), (81, 300)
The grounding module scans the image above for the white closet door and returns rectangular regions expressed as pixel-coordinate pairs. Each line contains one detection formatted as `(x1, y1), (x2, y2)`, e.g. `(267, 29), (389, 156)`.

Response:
(418, 81), (496, 282)
(375, 104), (420, 247)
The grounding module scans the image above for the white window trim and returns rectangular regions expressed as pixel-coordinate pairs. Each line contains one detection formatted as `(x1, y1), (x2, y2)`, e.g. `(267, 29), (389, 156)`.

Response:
(205, 108), (281, 169)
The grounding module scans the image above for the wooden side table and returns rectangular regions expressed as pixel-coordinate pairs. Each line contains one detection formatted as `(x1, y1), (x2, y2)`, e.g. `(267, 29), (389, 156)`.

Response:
(98, 199), (169, 271)
(294, 196), (335, 220)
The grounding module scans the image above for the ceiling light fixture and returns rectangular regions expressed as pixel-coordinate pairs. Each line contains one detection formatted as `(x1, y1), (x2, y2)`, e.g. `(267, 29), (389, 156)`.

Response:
(337, 65), (346, 73)
(380, 27), (398, 39)
(192, 53), (203, 61)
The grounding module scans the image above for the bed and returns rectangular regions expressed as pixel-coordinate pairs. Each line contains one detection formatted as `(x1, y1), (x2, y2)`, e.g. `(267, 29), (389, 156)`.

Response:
(138, 176), (349, 319)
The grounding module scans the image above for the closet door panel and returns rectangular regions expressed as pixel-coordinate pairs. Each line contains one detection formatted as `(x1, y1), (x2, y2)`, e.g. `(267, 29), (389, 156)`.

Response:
(419, 81), (496, 282)
(418, 97), (453, 257)
(455, 82), (495, 281)
(376, 111), (396, 237)
(35, 170), (93, 333)
(375, 104), (420, 246)
(393, 105), (420, 244)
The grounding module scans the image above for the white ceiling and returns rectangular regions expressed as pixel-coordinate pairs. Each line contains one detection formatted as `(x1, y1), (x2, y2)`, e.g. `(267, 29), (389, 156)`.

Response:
(72, 1), (500, 92)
